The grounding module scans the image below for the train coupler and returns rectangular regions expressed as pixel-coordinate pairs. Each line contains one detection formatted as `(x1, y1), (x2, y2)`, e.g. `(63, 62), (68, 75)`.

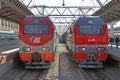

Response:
(32, 52), (40, 61)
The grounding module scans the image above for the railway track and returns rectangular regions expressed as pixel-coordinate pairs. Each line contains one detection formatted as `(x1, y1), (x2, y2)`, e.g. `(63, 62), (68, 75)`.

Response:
(1, 47), (119, 80)
(67, 49), (115, 80)
(0, 64), (49, 80)
(83, 68), (113, 80)
(16, 69), (48, 80)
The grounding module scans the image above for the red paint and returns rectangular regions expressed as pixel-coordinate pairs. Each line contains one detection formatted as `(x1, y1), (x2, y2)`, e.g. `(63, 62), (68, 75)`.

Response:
(41, 53), (54, 61)
(19, 53), (54, 61)
(19, 17), (54, 46)
(19, 53), (32, 61)
(73, 53), (87, 60)
(95, 53), (108, 60)
(73, 24), (108, 45)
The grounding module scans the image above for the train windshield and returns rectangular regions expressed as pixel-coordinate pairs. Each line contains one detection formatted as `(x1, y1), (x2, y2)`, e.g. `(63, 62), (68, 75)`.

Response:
(79, 25), (104, 34)
(23, 24), (49, 34)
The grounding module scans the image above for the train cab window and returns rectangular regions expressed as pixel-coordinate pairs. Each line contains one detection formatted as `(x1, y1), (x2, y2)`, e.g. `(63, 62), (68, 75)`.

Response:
(79, 25), (104, 34)
(23, 24), (49, 34)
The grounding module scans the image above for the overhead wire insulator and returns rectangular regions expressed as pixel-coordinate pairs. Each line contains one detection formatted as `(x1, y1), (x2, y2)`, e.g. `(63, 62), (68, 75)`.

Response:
(62, 0), (65, 6)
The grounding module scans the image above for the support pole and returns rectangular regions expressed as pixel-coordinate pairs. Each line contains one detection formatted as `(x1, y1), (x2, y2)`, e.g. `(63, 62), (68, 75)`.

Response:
(109, 22), (114, 37)
(0, 1), (1, 9)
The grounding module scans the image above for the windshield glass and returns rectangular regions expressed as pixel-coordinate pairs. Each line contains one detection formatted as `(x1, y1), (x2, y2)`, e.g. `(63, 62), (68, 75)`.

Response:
(23, 24), (49, 34)
(79, 25), (104, 34)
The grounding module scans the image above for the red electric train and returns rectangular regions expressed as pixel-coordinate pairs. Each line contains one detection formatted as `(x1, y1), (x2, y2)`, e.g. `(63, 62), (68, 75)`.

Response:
(19, 15), (56, 69)
(66, 16), (108, 68)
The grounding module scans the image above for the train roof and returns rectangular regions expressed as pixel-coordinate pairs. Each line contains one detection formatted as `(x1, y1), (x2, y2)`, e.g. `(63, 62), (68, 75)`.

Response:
(22, 15), (52, 22)
(27, 15), (49, 18)
(75, 16), (105, 25)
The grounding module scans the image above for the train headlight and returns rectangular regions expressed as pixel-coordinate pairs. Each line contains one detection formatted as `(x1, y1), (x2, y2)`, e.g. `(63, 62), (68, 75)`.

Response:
(97, 47), (105, 52)
(22, 47), (31, 52)
(78, 47), (86, 52)
(41, 47), (50, 52)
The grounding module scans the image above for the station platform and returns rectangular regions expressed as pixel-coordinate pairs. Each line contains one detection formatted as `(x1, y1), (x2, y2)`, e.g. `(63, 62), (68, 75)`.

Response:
(108, 44), (120, 64)
(0, 48), (19, 77)
(0, 39), (18, 53)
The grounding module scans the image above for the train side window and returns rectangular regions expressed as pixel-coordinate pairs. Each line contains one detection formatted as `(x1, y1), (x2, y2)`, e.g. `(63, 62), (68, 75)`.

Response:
(99, 26), (104, 34)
